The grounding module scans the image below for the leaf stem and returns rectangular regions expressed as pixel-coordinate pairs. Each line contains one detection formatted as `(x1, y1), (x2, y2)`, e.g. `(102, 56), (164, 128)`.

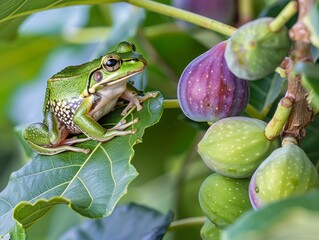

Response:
(264, 97), (293, 140)
(125, 0), (236, 36)
(164, 99), (180, 109)
(269, 1), (298, 32)
(168, 216), (206, 232)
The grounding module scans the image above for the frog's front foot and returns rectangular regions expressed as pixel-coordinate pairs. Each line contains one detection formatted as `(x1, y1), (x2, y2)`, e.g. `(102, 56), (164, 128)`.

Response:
(110, 118), (139, 131)
(121, 91), (158, 116)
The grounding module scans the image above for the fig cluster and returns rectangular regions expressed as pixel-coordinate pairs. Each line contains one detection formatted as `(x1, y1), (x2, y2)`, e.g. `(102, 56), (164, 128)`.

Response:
(197, 116), (318, 231)
(176, 14), (318, 235)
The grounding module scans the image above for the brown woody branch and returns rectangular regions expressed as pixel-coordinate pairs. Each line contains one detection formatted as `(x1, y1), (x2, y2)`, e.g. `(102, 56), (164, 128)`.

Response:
(282, 0), (315, 144)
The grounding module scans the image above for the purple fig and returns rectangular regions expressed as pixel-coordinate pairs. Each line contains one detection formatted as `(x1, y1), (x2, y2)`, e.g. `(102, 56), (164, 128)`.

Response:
(172, 0), (237, 25)
(177, 41), (250, 123)
(249, 144), (319, 209)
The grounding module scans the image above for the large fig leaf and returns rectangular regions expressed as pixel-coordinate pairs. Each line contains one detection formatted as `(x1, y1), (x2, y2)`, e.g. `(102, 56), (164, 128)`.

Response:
(0, 0), (119, 23)
(295, 62), (319, 112)
(248, 73), (286, 118)
(0, 92), (163, 236)
(60, 203), (174, 240)
(223, 190), (319, 240)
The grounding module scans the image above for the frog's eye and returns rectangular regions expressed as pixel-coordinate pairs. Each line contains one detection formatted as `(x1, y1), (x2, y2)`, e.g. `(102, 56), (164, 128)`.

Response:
(93, 70), (103, 82)
(102, 54), (121, 72)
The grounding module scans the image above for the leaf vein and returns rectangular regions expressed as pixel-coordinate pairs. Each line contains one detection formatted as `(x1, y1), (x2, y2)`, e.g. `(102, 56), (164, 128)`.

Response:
(6, 0), (28, 20)
(14, 164), (81, 180)
(60, 144), (100, 197)
(76, 176), (93, 210)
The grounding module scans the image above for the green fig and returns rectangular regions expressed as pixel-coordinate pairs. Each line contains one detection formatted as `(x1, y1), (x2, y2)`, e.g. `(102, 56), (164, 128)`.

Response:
(225, 17), (290, 80)
(198, 173), (252, 227)
(197, 117), (279, 178)
(200, 218), (222, 240)
(249, 144), (319, 209)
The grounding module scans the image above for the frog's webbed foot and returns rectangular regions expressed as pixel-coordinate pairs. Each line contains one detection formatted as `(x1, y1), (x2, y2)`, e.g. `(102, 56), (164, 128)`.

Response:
(120, 91), (158, 116)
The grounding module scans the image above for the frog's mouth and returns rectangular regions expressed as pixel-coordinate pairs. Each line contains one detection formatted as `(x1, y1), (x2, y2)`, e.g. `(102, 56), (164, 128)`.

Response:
(83, 66), (146, 97)
(104, 68), (144, 86)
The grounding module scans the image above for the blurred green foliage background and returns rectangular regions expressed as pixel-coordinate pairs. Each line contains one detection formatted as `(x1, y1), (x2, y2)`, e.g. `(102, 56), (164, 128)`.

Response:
(1, 0), (319, 239)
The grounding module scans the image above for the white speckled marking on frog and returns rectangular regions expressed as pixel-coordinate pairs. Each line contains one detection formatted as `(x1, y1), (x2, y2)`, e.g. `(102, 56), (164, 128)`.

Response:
(46, 97), (83, 133)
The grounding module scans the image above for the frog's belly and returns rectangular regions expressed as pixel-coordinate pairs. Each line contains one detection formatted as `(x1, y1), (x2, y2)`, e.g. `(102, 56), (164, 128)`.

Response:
(67, 97), (118, 134)
(91, 98), (118, 121)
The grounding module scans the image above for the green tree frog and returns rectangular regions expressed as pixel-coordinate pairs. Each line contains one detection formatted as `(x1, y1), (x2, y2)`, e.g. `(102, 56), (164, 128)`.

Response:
(23, 41), (157, 155)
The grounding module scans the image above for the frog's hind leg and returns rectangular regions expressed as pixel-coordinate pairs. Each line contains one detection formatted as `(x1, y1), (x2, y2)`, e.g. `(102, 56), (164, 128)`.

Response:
(26, 140), (90, 155)
(24, 111), (90, 155)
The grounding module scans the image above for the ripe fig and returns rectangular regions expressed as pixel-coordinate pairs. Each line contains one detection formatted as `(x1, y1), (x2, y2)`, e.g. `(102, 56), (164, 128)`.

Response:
(172, 0), (236, 26)
(249, 144), (319, 209)
(177, 41), (250, 123)
(197, 117), (279, 178)
(200, 218), (222, 240)
(225, 17), (290, 80)
(198, 173), (251, 227)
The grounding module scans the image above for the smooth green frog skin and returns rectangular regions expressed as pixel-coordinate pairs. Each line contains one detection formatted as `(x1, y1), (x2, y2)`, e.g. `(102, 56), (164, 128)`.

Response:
(23, 41), (157, 155)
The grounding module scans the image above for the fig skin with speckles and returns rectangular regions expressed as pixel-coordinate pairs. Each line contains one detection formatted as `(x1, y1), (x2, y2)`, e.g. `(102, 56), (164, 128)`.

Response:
(200, 218), (222, 240)
(225, 17), (290, 80)
(198, 173), (251, 227)
(177, 41), (250, 123)
(197, 117), (280, 178)
(249, 144), (319, 209)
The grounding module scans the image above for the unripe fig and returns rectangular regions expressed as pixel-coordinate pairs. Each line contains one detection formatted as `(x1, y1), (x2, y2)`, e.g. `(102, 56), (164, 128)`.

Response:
(249, 144), (319, 209)
(225, 17), (290, 80)
(197, 117), (279, 178)
(198, 173), (251, 227)
(177, 41), (250, 123)
(172, 0), (236, 25)
(200, 218), (222, 240)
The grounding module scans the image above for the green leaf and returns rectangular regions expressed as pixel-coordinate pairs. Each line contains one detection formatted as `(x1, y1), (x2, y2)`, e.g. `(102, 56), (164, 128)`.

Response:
(0, 0), (119, 23)
(248, 73), (286, 118)
(0, 17), (27, 41)
(295, 62), (319, 112)
(311, 44), (319, 62)
(0, 93), (163, 235)
(304, 1), (319, 49)
(60, 203), (174, 240)
(223, 190), (319, 240)
(9, 223), (26, 240)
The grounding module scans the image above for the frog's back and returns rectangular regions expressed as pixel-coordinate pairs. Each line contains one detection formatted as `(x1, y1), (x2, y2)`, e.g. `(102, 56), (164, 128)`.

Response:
(52, 57), (101, 79)
(42, 57), (101, 114)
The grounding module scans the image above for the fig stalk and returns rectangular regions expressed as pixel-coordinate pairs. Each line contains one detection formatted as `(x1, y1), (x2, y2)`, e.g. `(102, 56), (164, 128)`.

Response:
(164, 99), (180, 109)
(269, 1), (299, 32)
(281, 136), (298, 146)
(264, 97), (293, 140)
